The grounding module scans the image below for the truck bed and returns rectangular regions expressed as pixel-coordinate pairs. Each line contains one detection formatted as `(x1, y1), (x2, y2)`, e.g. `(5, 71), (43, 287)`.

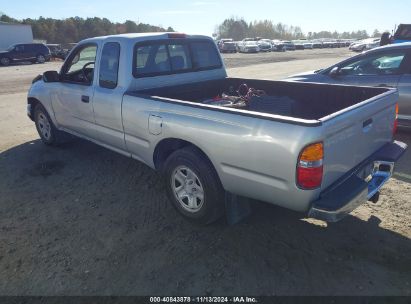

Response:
(124, 77), (398, 208)
(133, 78), (389, 121)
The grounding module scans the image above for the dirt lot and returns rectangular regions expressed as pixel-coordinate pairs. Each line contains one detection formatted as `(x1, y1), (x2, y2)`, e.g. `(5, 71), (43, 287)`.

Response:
(0, 50), (410, 296)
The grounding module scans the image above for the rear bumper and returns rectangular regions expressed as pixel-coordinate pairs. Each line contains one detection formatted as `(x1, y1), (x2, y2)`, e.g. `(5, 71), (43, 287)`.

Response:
(308, 141), (407, 222)
(398, 118), (411, 128)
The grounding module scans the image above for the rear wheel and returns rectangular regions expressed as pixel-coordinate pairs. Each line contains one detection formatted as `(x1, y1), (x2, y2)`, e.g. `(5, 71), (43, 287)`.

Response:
(163, 146), (225, 225)
(36, 54), (46, 64)
(1, 57), (10, 66)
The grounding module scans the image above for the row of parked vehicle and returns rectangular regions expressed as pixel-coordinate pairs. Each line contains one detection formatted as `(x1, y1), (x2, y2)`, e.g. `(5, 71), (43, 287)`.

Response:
(217, 38), (354, 53)
(0, 42), (76, 66)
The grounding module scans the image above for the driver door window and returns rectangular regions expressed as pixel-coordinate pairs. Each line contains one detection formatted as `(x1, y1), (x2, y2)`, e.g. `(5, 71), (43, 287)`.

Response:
(63, 45), (97, 85)
(339, 52), (407, 76)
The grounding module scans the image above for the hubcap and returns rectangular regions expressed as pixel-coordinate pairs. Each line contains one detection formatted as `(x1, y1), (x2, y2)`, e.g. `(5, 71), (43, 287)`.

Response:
(1, 58), (10, 65)
(171, 166), (205, 213)
(37, 55), (45, 63)
(37, 112), (51, 140)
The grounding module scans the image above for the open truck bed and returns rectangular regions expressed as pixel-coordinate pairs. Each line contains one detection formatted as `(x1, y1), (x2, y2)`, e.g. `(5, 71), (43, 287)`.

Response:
(134, 78), (389, 122)
(124, 78), (402, 221)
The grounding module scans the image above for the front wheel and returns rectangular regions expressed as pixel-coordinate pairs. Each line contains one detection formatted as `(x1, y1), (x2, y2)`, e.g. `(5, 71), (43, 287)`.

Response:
(163, 147), (225, 225)
(1, 57), (11, 66)
(34, 104), (66, 145)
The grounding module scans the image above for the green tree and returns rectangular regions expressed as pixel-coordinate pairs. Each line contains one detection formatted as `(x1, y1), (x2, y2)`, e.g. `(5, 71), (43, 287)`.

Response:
(0, 13), (174, 43)
(372, 29), (381, 37)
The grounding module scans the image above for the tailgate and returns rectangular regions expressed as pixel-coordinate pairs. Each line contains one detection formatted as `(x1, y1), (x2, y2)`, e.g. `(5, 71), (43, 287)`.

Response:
(320, 89), (398, 189)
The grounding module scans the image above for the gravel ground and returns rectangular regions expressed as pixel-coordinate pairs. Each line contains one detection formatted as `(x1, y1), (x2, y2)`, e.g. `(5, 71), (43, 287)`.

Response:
(0, 51), (410, 296)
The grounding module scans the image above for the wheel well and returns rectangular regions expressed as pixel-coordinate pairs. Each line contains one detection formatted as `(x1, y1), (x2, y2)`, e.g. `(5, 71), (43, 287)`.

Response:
(27, 97), (40, 121)
(153, 138), (213, 171)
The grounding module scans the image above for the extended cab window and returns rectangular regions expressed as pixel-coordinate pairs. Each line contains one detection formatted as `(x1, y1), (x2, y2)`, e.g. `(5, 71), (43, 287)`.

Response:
(99, 42), (120, 89)
(133, 39), (221, 78)
(168, 44), (192, 71)
(190, 41), (221, 69)
(136, 44), (171, 75)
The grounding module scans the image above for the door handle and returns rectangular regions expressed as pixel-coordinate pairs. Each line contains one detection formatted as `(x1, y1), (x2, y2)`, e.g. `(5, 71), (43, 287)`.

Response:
(363, 118), (373, 132)
(81, 95), (90, 103)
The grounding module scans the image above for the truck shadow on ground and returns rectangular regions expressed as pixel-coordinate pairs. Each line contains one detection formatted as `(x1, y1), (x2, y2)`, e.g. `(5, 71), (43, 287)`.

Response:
(0, 135), (410, 296)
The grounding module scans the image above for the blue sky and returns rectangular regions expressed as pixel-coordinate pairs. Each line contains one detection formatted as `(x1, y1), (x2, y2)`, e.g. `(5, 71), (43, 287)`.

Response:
(1, 0), (409, 35)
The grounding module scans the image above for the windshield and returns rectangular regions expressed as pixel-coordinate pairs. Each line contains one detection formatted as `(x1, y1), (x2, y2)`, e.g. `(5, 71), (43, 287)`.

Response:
(6, 45), (16, 51)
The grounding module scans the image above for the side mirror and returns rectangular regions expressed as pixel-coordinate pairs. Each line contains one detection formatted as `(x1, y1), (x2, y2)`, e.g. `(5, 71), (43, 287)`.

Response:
(43, 71), (60, 83)
(329, 66), (340, 77)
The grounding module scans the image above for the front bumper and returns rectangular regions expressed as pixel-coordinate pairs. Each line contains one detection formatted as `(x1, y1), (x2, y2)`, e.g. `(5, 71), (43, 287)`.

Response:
(308, 141), (407, 222)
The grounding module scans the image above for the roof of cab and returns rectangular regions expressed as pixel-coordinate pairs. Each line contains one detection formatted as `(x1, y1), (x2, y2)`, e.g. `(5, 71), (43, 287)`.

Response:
(80, 32), (212, 44)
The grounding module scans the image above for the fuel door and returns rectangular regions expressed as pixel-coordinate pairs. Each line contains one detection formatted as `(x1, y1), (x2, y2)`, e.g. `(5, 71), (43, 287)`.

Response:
(148, 114), (163, 135)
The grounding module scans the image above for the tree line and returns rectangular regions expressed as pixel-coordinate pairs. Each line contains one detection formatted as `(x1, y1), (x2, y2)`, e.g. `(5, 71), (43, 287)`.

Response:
(214, 17), (382, 41)
(0, 13), (174, 44)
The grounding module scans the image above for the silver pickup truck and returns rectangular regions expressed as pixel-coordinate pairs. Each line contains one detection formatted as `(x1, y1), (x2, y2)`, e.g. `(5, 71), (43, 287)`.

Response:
(27, 33), (407, 224)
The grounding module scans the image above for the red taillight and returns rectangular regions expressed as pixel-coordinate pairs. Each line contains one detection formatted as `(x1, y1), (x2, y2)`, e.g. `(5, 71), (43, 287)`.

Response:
(393, 103), (399, 135)
(297, 142), (324, 189)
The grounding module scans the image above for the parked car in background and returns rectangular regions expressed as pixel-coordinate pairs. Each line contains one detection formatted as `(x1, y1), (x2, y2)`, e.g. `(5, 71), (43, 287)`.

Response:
(337, 40), (348, 48)
(271, 40), (286, 52)
(349, 38), (380, 52)
(303, 42), (314, 49)
(286, 42), (411, 127)
(312, 41), (323, 49)
(293, 41), (305, 50)
(257, 39), (272, 52)
(365, 38), (381, 51)
(322, 41), (333, 48)
(61, 42), (77, 54)
(282, 41), (296, 51)
(0, 43), (51, 66)
(217, 39), (237, 53)
(238, 40), (259, 53)
(46, 44), (68, 60)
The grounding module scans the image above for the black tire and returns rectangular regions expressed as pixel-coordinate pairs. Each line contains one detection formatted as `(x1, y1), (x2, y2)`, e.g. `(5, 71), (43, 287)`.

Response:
(163, 146), (225, 225)
(34, 104), (65, 145)
(0, 57), (11, 66)
(36, 54), (46, 64)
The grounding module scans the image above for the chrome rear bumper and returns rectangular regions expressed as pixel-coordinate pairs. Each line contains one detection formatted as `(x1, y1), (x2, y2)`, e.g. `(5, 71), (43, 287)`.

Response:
(308, 141), (407, 222)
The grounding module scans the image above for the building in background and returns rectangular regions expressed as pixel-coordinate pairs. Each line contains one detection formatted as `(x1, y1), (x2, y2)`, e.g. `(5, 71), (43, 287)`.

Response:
(0, 22), (33, 50)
